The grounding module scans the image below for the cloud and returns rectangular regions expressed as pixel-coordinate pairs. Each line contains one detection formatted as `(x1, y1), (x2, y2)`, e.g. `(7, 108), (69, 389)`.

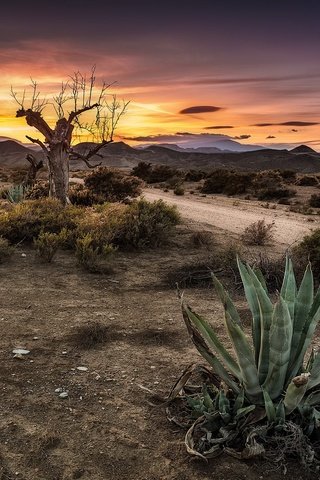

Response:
(291, 129), (298, 132)
(266, 135), (276, 139)
(233, 134), (251, 140)
(122, 132), (230, 143)
(179, 105), (223, 114)
(205, 125), (234, 130)
(253, 121), (319, 127)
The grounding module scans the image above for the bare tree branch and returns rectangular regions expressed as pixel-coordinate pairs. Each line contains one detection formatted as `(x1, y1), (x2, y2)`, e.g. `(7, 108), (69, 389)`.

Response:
(26, 135), (49, 154)
(68, 149), (102, 168)
(67, 103), (99, 124)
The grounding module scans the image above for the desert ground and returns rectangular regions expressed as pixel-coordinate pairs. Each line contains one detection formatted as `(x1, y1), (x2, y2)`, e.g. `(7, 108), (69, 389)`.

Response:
(0, 189), (317, 480)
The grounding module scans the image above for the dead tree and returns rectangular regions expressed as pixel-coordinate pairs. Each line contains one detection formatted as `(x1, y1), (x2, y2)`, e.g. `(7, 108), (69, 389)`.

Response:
(23, 153), (44, 188)
(11, 67), (129, 204)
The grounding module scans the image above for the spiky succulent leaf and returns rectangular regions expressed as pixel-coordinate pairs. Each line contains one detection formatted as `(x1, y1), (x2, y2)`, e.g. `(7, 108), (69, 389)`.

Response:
(284, 373), (310, 414)
(245, 264), (273, 384)
(307, 351), (320, 390)
(224, 309), (262, 403)
(286, 264), (313, 382)
(280, 257), (296, 320)
(262, 297), (293, 400)
(233, 388), (245, 414)
(262, 388), (276, 422)
(182, 302), (241, 380)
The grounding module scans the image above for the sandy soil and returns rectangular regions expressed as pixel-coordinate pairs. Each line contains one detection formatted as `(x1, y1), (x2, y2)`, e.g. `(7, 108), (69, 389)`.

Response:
(0, 197), (317, 479)
(144, 188), (318, 247)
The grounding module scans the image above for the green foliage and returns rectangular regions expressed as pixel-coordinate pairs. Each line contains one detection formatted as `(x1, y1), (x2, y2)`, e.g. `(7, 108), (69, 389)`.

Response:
(33, 229), (70, 262)
(75, 233), (115, 273)
(184, 169), (206, 182)
(179, 257), (320, 461)
(0, 198), (82, 243)
(202, 170), (254, 195)
(0, 236), (14, 263)
(132, 162), (180, 183)
(241, 219), (275, 245)
(257, 187), (296, 200)
(173, 185), (185, 196)
(294, 229), (320, 278)
(84, 167), (143, 202)
(5, 184), (27, 203)
(69, 184), (103, 206)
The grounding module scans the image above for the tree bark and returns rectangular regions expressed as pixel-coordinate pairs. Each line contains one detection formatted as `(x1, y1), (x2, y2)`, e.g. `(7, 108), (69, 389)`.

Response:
(47, 143), (70, 205)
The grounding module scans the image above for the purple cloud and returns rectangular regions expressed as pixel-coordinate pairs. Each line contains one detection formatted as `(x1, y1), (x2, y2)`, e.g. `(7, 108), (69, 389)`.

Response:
(179, 105), (223, 114)
(205, 125), (234, 130)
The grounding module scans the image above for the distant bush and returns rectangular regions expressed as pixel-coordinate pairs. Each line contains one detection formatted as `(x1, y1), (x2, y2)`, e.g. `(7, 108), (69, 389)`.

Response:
(277, 170), (297, 183)
(184, 170), (206, 182)
(75, 233), (115, 273)
(256, 187), (296, 200)
(173, 186), (185, 196)
(191, 230), (215, 248)
(241, 219), (275, 245)
(202, 170), (254, 195)
(84, 167), (143, 202)
(132, 162), (180, 184)
(309, 194), (320, 208)
(296, 175), (319, 186)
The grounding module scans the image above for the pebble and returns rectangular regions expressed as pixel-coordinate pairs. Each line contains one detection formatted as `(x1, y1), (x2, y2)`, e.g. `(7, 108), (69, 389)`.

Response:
(21, 253), (27, 257)
(55, 388), (63, 393)
(76, 366), (88, 372)
(59, 392), (69, 399)
(12, 349), (30, 355)
(150, 366), (156, 370)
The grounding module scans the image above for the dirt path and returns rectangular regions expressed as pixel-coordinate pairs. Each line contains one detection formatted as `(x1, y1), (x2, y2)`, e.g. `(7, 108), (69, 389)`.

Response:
(144, 189), (318, 246)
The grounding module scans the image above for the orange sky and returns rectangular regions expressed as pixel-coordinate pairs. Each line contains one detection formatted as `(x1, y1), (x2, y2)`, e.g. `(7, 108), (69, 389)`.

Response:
(1, 1), (320, 150)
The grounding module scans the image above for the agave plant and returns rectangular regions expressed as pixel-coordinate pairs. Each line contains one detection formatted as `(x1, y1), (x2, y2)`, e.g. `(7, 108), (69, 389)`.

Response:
(177, 257), (320, 462)
(5, 184), (27, 203)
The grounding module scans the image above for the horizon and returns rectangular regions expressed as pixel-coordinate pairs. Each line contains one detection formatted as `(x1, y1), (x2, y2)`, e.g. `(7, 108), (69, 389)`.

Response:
(1, 0), (320, 151)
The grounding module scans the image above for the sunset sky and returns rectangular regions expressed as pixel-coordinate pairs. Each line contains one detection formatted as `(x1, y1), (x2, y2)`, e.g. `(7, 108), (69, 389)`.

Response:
(1, 0), (320, 150)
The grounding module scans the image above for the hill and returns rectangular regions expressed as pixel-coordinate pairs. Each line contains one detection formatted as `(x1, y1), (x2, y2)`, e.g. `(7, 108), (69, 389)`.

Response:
(290, 144), (318, 154)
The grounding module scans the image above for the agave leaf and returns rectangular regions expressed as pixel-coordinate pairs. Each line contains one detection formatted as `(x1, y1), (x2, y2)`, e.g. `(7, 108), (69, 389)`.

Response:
(287, 264), (313, 381)
(203, 385), (214, 411)
(307, 351), (320, 390)
(182, 302), (241, 380)
(262, 297), (293, 400)
(276, 401), (285, 422)
(224, 309), (262, 403)
(304, 389), (320, 407)
(284, 373), (310, 414)
(218, 390), (230, 414)
(253, 268), (268, 293)
(234, 405), (256, 422)
(306, 348), (315, 373)
(236, 258), (261, 365)
(245, 264), (273, 384)
(262, 388), (276, 422)
(280, 257), (296, 320)
(233, 388), (245, 414)
(211, 273), (241, 326)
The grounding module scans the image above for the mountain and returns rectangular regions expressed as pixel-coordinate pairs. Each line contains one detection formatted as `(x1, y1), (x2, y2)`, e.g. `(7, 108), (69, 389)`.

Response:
(0, 138), (319, 173)
(291, 145), (318, 154)
(142, 138), (265, 153)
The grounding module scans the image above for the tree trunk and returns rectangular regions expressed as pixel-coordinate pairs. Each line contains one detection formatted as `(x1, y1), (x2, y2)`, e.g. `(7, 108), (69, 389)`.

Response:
(47, 143), (70, 205)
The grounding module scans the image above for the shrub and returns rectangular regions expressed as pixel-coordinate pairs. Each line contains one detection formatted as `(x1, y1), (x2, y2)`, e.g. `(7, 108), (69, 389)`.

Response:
(117, 199), (180, 249)
(131, 162), (153, 181)
(132, 162), (180, 184)
(191, 230), (215, 248)
(201, 169), (231, 194)
(33, 230), (65, 263)
(184, 170), (206, 182)
(84, 167), (143, 202)
(71, 321), (109, 349)
(241, 219), (275, 245)
(309, 194), (320, 208)
(202, 170), (254, 195)
(171, 258), (320, 469)
(0, 198), (83, 243)
(0, 236), (14, 263)
(257, 187), (296, 200)
(296, 175), (319, 186)
(25, 182), (49, 200)
(278, 170), (297, 183)
(69, 184), (103, 206)
(294, 229), (320, 278)
(173, 186), (185, 196)
(75, 233), (115, 273)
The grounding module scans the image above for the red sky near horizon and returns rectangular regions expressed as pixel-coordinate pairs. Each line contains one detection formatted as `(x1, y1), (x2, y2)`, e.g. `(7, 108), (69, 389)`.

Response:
(1, 0), (320, 150)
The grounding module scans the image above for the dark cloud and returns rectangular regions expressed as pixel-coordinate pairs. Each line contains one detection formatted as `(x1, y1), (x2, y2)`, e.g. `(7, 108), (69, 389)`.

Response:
(266, 135), (276, 139)
(292, 129), (298, 132)
(233, 134), (251, 140)
(122, 132), (229, 143)
(205, 125), (234, 130)
(253, 121), (319, 127)
(179, 106), (223, 114)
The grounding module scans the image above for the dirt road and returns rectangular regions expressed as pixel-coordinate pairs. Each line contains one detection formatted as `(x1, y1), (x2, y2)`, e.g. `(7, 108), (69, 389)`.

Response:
(144, 188), (318, 246)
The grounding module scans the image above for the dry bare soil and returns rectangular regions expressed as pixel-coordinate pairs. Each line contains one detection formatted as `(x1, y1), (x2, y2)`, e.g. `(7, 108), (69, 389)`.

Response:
(0, 193), (318, 480)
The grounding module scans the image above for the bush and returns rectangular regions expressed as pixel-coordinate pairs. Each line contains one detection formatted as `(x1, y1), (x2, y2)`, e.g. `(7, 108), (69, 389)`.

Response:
(191, 230), (215, 248)
(34, 230), (65, 263)
(25, 182), (49, 200)
(256, 187), (296, 200)
(294, 229), (320, 278)
(241, 219), (275, 245)
(309, 194), (320, 208)
(184, 170), (206, 182)
(69, 184), (103, 206)
(84, 167), (143, 202)
(116, 199), (180, 249)
(75, 234), (115, 273)
(71, 321), (109, 349)
(173, 186), (185, 196)
(132, 162), (180, 184)
(131, 162), (153, 181)
(0, 236), (14, 263)
(296, 175), (319, 186)
(202, 170), (254, 195)
(277, 170), (297, 183)
(0, 198), (83, 244)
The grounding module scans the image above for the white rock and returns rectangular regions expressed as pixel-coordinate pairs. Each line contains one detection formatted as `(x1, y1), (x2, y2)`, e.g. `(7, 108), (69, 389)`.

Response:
(21, 253), (27, 257)
(55, 387), (63, 393)
(59, 392), (68, 399)
(12, 349), (30, 355)
(76, 366), (88, 372)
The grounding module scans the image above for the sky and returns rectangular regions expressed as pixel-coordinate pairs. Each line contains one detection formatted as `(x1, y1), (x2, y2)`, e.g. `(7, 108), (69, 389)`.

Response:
(1, 0), (320, 150)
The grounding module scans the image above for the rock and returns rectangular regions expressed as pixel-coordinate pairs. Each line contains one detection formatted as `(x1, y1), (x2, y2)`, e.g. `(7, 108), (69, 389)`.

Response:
(12, 349), (30, 355)
(21, 253), (27, 257)
(76, 366), (88, 372)
(55, 387), (63, 393)
(59, 392), (69, 399)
